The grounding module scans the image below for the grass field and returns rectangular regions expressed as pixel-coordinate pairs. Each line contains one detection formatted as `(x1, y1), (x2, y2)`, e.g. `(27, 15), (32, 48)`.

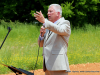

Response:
(0, 21), (100, 74)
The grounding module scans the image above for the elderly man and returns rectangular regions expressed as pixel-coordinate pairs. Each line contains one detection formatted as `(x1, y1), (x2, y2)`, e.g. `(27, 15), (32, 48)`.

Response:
(34, 4), (71, 75)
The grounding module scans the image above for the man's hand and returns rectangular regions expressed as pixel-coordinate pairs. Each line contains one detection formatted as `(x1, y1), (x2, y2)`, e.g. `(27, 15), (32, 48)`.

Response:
(34, 11), (45, 23)
(40, 26), (46, 37)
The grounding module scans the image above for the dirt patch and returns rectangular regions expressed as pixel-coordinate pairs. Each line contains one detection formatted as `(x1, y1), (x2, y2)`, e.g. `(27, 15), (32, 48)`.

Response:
(1, 63), (100, 75)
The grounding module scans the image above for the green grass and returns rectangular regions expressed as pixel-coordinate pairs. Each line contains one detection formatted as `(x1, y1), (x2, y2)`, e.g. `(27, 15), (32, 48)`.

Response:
(0, 22), (43, 74)
(68, 24), (100, 65)
(0, 21), (100, 74)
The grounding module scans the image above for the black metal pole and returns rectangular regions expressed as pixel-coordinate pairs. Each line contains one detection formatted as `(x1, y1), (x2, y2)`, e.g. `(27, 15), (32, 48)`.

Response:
(0, 27), (11, 49)
(0, 63), (34, 75)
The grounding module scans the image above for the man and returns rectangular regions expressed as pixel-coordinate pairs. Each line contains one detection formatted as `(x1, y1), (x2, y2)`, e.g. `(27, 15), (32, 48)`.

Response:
(34, 4), (71, 75)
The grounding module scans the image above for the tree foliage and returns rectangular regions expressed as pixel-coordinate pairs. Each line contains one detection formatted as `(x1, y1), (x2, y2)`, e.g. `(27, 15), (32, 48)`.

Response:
(62, 0), (99, 27)
(0, 0), (99, 28)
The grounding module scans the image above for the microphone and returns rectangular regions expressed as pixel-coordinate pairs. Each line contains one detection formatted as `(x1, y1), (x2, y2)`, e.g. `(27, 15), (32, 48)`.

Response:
(41, 32), (43, 37)
(7, 27), (11, 32)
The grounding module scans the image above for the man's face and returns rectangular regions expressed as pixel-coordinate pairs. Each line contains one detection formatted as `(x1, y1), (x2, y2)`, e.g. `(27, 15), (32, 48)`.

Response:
(47, 6), (58, 23)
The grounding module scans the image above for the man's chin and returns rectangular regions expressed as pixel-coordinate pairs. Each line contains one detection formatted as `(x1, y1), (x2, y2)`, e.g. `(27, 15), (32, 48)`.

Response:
(48, 19), (52, 22)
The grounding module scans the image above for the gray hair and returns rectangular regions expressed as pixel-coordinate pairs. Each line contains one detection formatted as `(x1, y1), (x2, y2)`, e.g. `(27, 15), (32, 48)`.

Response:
(49, 4), (62, 16)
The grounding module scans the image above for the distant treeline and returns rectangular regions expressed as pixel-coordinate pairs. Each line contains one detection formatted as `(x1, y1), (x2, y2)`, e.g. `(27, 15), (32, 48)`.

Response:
(0, 0), (100, 27)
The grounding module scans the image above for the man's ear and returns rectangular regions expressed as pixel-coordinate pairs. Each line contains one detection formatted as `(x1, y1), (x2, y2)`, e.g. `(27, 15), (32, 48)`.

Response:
(57, 12), (60, 16)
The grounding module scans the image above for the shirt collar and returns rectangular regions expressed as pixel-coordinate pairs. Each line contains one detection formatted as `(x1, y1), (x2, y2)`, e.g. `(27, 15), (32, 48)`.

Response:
(54, 18), (60, 24)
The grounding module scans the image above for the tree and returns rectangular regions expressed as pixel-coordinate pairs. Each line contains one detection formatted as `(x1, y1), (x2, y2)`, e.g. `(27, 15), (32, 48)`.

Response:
(0, 0), (99, 28)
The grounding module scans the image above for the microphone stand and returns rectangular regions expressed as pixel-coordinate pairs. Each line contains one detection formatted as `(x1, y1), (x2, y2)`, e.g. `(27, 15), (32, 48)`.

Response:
(0, 27), (35, 75)
(0, 27), (11, 49)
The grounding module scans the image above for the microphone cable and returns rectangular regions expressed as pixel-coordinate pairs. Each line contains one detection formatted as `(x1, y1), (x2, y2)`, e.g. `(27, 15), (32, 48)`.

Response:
(33, 35), (42, 74)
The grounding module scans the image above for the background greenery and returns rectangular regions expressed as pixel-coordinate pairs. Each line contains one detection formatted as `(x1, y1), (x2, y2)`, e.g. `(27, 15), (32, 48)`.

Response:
(0, 0), (100, 28)
(0, 21), (100, 74)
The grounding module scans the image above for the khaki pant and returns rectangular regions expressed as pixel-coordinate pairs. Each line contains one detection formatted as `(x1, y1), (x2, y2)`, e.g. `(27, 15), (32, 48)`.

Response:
(45, 69), (68, 75)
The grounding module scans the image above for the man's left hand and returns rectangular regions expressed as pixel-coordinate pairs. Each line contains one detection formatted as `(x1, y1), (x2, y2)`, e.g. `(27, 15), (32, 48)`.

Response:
(34, 11), (45, 23)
